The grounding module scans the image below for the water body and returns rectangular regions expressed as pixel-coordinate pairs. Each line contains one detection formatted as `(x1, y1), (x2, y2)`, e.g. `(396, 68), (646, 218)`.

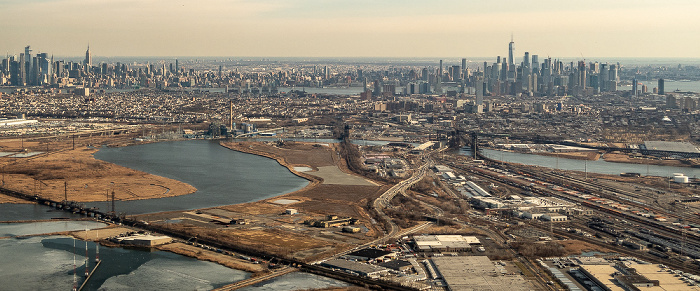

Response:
(88, 140), (308, 214)
(468, 148), (700, 178)
(641, 80), (700, 93)
(240, 272), (349, 291)
(278, 86), (365, 95)
(0, 235), (248, 290)
(0, 204), (81, 221)
(0, 220), (106, 237)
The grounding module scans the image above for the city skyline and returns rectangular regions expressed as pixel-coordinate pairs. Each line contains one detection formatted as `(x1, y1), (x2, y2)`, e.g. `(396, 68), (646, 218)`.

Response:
(2, 0), (699, 58)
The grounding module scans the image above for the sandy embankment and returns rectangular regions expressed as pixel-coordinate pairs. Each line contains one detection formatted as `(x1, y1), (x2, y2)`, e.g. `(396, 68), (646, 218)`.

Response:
(0, 147), (196, 203)
(603, 153), (697, 167)
(536, 151), (601, 161)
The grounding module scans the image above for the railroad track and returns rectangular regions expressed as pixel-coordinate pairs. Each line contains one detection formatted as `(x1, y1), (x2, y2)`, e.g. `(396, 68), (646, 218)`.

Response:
(449, 160), (700, 254)
(534, 169), (700, 225)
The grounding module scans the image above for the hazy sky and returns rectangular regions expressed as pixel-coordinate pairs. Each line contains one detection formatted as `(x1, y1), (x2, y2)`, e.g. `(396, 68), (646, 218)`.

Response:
(2, 0), (699, 58)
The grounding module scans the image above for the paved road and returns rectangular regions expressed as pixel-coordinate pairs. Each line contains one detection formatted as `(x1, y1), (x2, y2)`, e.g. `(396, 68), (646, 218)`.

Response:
(313, 154), (435, 263)
(373, 156), (434, 239)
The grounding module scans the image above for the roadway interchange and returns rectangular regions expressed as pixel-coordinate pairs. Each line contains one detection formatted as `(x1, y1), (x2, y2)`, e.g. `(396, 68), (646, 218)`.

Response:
(325, 154), (436, 261)
(373, 155), (434, 239)
(446, 154), (700, 274)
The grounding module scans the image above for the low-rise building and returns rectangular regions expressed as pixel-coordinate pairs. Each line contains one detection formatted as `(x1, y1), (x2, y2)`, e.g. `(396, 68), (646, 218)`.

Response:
(412, 235), (480, 252)
(113, 234), (172, 247)
(542, 213), (568, 222)
(321, 259), (390, 278)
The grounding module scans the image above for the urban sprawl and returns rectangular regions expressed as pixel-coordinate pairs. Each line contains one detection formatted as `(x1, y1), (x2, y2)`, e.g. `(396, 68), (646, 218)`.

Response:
(2, 41), (700, 291)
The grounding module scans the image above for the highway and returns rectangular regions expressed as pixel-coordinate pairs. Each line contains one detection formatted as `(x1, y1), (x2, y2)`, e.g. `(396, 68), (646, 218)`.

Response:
(372, 155), (434, 240)
(316, 153), (436, 263)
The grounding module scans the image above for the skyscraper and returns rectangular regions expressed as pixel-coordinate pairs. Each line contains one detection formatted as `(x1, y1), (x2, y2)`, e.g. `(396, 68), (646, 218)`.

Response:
(508, 36), (515, 66)
(531, 55), (539, 74)
(578, 61), (587, 90)
(658, 78), (665, 95)
(19, 53), (26, 86)
(599, 63), (608, 92)
(84, 45), (92, 68)
(523, 52), (530, 69)
(24, 46), (32, 85)
(436, 60), (443, 94)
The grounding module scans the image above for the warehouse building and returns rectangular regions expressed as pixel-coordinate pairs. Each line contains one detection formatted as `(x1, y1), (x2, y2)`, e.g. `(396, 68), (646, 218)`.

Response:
(345, 248), (394, 262)
(321, 259), (390, 278)
(412, 235), (480, 252)
(113, 234), (172, 247)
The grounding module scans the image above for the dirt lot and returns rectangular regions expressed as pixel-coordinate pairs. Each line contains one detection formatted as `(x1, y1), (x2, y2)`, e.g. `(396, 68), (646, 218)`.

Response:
(603, 153), (694, 167)
(159, 223), (346, 262)
(0, 146), (196, 202)
(221, 141), (337, 168)
(310, 166), (377, 186)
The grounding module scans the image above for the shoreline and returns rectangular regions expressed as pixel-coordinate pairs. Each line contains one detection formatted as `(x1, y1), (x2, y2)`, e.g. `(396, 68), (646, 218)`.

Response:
(0, 144), (198, 204)
(533, 151), (601, 161)
(601, 153), (700, 168)
(219, 141), (323, 199)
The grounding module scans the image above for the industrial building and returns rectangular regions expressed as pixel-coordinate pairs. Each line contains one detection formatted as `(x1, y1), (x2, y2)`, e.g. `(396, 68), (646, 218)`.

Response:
(378, 260), (413, 272)
(0, 118), (38, 127)
(345, 248), (395, 262)
(542, 213), (568, 222)
(575, 262), (700, 291)
(321, 259), (391, 278)
(412, 235), (480, 252)
(305, 215), (358, 228)
(642, 141), (700, 154)
(113, 234), (172, 247)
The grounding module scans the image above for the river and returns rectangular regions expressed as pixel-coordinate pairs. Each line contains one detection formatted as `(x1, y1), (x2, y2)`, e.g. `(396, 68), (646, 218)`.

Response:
(467, 148), (700, 178)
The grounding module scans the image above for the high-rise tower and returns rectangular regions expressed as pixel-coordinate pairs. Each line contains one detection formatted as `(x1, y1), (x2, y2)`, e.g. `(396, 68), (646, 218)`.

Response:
(508, 35), (515, 66)
(84, 45), (92, 68)
(24, 46), (32, 84)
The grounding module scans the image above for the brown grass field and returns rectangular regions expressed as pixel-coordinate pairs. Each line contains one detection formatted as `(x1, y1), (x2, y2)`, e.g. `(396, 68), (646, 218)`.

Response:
(0, 138), (196, 203)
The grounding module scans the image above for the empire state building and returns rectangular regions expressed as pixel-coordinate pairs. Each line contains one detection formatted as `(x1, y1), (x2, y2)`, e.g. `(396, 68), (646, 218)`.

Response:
(84, 45), (92, 68)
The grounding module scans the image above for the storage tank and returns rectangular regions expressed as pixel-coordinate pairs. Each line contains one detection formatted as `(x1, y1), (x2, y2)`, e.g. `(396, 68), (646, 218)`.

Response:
(674, 175), (689, 183)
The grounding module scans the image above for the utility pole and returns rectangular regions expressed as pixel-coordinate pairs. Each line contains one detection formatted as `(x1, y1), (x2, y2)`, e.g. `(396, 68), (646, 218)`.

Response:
(111, 190), (116, 215)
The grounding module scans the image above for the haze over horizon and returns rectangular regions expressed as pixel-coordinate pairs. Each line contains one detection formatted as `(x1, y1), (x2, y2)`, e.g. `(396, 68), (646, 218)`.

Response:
(2, 0), (699, 58)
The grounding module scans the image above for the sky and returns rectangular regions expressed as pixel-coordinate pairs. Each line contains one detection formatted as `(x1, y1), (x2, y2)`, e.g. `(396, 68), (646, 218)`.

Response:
(1, 0), (699, 58)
